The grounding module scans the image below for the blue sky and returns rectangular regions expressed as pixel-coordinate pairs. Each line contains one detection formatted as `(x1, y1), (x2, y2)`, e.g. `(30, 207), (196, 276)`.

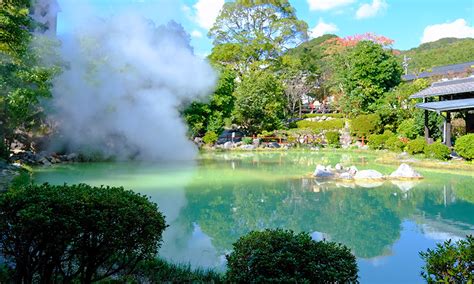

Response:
(57, 0), (474, 56)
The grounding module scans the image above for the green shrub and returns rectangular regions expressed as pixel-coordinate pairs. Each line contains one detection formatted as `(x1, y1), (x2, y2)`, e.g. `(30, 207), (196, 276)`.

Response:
(0, 183), (166, 283)
(420, 235), (473, 283)
(242, 137), (252, 145)
(325, 131), (341, 147)
(454, 134), (474, 160)
(406, 137), (427, 155)
(397, 118), (418, 139)
(368, 131), (395, 150)
(203, 131), (218, 145)
(296, 118), (345, 132)
(425, 141), (451, 160)
(303, 113), (345, 119)
(350, 114), (381, 138)
(385, 136), (405, 152)
(225, 229), (358, 283)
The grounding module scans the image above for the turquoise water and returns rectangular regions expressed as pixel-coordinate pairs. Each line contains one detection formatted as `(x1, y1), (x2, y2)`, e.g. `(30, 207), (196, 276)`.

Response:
(33, 150), (474, 283)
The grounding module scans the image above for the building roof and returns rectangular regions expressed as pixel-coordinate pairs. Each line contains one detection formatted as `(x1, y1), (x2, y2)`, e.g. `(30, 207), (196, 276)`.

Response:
(415, 98), (474, 112)
(410, 77), (474, 99)
(402, 61), (474, 81)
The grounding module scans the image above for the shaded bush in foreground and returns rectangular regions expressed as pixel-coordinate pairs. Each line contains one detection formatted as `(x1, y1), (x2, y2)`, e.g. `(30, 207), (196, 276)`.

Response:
(420, 235), (473, 283)
(0, 183), (166, 283)
(226, 229), (358, 283)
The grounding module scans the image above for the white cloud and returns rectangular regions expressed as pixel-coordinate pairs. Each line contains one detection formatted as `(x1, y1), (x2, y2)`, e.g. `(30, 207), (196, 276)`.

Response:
(307, 0), (354, 11)
(191, 30), (203, 38)
(310, 18), (339, 38)
(421, 18), (474, 43)
(356, 0), (387, 19)
(190, 0), (224, 30)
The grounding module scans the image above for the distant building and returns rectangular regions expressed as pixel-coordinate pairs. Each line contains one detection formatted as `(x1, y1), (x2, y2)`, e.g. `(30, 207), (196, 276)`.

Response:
(402, 61), (474, 81)
(30, 0), (60, 36)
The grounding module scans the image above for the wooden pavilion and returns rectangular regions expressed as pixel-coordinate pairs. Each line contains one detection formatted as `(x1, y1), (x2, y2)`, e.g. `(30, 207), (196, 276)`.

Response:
(410, 76), (474, 147)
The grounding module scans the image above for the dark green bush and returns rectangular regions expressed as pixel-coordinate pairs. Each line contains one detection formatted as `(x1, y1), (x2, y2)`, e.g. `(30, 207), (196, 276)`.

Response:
(425, 141), (451, 160)
(325, 131), (341, 147)
(406, 137), (427, 155)
(0, 183), (166, 283)
(368, 131), (395, 150)
(296, 118), (345, 132)
(385, 136), (405, 152)
(350, 114), (381, 138)
(420, 235), (473, 283)
(454, 134), (474, 160)
(225, 229), (358, 283)
(203, 131), (218, 145)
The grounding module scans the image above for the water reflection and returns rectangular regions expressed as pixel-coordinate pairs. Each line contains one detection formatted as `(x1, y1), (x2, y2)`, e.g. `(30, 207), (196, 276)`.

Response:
(33, 151), (474, 282)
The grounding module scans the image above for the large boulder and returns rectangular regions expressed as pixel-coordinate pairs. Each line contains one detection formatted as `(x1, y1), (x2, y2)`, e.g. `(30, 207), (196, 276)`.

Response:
(240, 144), (256, 150)
(313, 165), (334, 178)
(389, 163), (423, 179)
(223, 141), (234, 149)
(354, 170), (384, 180)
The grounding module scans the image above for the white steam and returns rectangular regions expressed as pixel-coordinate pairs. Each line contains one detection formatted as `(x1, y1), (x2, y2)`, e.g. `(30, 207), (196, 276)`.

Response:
(50, 6), (216, 160)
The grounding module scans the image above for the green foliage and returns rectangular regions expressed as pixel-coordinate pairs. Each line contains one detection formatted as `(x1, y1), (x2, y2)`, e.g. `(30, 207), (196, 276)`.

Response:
(303, 113), (345, 118)
(126, 258), (223, 283)
(406, 137), (427, 155)
(203, 131), (218, 145)
(385, 136), (405, 152)
(296, 118), (345, 132)
(225, 229), (358, 283)
(242, 137), (252, 145)
(350, 114), (381, 138)
(0, 0), (59, 158)
(400, 38), (474, 72)
(233, 70), (286, 133)
(413, 108), (444, 141)
(209, 0), (308, 72)
(325, 131), (340, 147)
(454, 134), (474, 160)
(183, 68), (236, 137)
(425, 141), (451, 160)
(397, 118), (418, 139)
(335, 41), (403, 113)
(368, 131), (395, 150)
(420, 235), (474, 284)
(0, 183), (166, 283)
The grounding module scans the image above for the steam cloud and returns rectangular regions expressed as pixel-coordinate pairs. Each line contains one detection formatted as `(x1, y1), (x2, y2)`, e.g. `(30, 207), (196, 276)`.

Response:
(49, 3), (216, 160)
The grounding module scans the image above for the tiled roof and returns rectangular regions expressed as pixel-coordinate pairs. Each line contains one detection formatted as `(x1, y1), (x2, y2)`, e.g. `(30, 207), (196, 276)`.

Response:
(410, 77), (474, 99)
(415, 98), (474, 112)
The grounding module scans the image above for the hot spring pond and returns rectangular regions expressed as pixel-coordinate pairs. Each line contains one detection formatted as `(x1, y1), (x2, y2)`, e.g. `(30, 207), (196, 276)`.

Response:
(33, 150), (474, 283)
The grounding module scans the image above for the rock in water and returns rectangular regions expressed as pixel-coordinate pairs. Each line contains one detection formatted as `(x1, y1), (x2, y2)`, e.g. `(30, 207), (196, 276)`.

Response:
(389, 163), (423, 179)
(354, 170), (384, 180)
(313, 164), (334, 178)
(240, 145), (256, 150)
(223, 142), (233, 149)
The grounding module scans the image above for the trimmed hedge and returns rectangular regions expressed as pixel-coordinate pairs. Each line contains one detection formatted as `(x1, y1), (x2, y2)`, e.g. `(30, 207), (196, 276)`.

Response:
(225, 229), (358, 283)
(385, 136), (405, 152)
(406, 137), (427, 155)
(454, 134), (474, 160)
(368, 131), (395, 150)
(425, 141), (450, 160)
(296, 119), (345, 132)
(326, 131), (341, 147)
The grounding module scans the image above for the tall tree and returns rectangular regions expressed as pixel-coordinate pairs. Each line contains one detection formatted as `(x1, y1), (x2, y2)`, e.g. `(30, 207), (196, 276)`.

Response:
(0, 0), (57, 158)
(208, 0), (308, 74)
(233, 70), (286, 133)
(333, 40), (402, 115)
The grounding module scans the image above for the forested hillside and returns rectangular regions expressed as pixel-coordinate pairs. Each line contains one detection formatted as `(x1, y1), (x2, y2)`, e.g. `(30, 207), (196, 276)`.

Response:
(397, 38), (474, 72)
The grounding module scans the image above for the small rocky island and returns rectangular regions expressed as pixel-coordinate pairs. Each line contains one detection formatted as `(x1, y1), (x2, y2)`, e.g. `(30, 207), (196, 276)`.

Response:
(313, 163), (423, 181)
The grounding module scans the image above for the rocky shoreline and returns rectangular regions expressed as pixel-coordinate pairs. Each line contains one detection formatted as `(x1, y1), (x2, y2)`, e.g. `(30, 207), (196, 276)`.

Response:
(9, 151), (81, 166)
(313, 163), (423, 181)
